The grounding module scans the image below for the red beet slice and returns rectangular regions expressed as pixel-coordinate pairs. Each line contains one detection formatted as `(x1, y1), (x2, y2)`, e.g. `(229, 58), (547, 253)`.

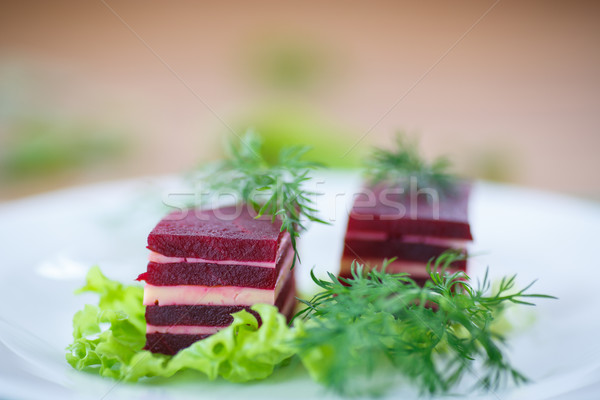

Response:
(144, 333), (211, 356)
(138, 263), (278, 289)
(346, 182), (473, 240)
(145, 305), (258, 327)
(147, 205), (284, 262)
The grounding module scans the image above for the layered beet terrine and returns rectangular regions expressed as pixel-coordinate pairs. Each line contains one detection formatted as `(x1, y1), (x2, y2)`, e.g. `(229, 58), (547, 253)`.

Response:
(341, 182), (473, 284)
(137, 205), (296, 355)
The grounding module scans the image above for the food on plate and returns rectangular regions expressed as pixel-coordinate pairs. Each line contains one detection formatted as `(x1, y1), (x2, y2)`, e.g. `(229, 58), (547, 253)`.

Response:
(135, 130), (324, 354)
(341, 181), (473, 284)
(65, 131), (556, 396)
(341, 134), (472, 282)
(65, 251), (555, 395)
(137, 205), (297, 355)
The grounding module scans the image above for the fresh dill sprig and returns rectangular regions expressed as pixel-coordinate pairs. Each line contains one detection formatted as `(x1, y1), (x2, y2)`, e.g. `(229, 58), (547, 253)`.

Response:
(204, 130), (328, 265)
(294, 252), (556, 396)
(365, 133), (455, 193)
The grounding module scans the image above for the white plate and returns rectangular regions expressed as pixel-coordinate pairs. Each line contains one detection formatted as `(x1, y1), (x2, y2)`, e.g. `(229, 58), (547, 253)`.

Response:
(0, 172), (599, 400)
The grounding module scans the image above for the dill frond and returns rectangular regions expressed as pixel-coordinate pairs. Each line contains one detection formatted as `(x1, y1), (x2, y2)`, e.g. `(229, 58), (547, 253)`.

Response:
(365, 133), (455, 194)
(294, 251), (556, 396)
(204, 130), (328, 266)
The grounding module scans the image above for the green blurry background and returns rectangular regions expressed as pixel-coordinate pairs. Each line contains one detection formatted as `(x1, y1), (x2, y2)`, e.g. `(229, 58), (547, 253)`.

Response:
(1, 1), (599, 200)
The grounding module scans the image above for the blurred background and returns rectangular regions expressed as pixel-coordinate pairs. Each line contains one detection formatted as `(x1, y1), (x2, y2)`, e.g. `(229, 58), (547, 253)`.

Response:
(1, 0), (599, 201)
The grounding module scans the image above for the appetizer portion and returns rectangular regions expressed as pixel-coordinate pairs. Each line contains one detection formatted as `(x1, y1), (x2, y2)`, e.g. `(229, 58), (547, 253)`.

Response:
(135, 131), (324, 355)
(341, 182), (472, 283)
(138, 206), (297, 355)
(341, 135), (472, 282)
(66, 131), (555, 396)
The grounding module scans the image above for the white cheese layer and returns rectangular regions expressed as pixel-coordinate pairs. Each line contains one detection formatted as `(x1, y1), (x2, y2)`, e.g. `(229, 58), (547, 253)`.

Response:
(344, 231), (468, 247)
(144, 285), (275, 306)
(146, 325), (222, 335)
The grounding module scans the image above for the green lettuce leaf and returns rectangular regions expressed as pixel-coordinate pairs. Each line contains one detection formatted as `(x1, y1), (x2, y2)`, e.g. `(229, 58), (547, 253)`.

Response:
(66, 267), (296, 382)
(165, 305), (295, 382)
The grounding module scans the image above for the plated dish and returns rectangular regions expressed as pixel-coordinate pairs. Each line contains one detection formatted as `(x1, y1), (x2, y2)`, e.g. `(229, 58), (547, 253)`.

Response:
(140, 206), (296, 355)
(0, 171), (599, 399)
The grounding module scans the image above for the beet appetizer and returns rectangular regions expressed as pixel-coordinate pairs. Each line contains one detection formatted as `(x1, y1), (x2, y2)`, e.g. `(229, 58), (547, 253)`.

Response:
(137, 131), (324, 354)
(137, 206), (296, 355)
(341, 135), (472, 282)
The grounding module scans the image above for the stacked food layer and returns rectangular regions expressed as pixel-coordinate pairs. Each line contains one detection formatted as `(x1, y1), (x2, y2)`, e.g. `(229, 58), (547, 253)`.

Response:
(341, 182), (473, 283)
(138, 206), (296, 355)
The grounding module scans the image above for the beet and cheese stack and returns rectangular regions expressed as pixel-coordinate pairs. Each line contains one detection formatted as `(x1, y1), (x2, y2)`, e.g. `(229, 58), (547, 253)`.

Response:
(137, 205), (296, 355)
(343, 134), (473, 284)
(341, 182), (472, 284)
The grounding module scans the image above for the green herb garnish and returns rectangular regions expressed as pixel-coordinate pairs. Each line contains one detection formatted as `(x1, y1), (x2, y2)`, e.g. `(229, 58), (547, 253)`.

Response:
(205, 130), (328, 265)
(365, 133), (455, 193)
(294, 252), (556, 396)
